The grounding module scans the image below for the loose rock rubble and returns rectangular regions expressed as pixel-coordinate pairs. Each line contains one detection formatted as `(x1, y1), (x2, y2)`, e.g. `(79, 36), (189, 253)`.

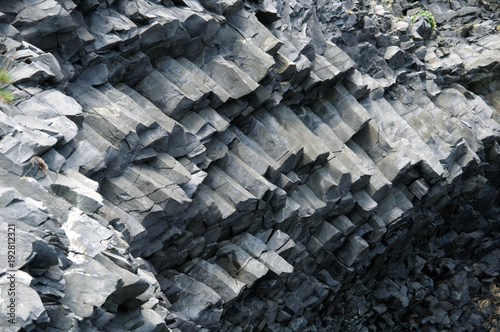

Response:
(0, 0), (499, 331)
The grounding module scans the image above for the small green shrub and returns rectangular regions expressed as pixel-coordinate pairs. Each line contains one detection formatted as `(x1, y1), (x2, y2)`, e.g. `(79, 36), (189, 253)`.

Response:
(0, 53), (14, 104)
(0, 68), (13, 103)
(497, 24), (500, 32)
(0, 87), (14, 103)
(411, 10), (436, 32)
(0, 69), (10, 84)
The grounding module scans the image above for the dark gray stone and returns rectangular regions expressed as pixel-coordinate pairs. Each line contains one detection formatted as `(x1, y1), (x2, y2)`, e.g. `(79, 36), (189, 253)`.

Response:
(199, 0), (243, 16)
(384, 46), (405, 68)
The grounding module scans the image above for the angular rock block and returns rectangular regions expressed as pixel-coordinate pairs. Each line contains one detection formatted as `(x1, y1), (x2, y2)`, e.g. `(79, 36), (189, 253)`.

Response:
(226, 10), (283, 55)
(51, 169), (103, 214)
(176, 58), (232, 108)
(216, 150), (277, 200)
(336, 234), (370, 267)
(122, 165), (191, 215)
(61, 257), (121, 318)
(384, 46), (405, 68)
(306, 167), (343, 205)
(343, 69), (370, 99)
(99, 201), (149, 257)
(204, 165), (258, 212)
(0, 271), (49, 328)
(35, 89), (84, 125)
(323, 41), (355, 74)
(331, 215), (356, 237)
(269, 104), (330, 169)
(135, 70), (194, 120)
(155, 57), (211, 110)
(187, 259), (245, 303)
(216, 243), (269, 287)
(311, 98), (356, 143)
(11, 0), (76, 49)
(353, 121), (412, 182)
(168, 273), (223, 329)
(259, 251), (294, 276)
(202, 55), (259, 101)
(227, 126), (276, 177)
(345, 140), (392, 203)
(116, 86), (201, 157)
(334, 144), (371, 193)
(199, 0), (243, 16)
(352, 189), (378, 218)
(307, 220), (342, 255)
(239, 112), (303, 175)
(324, 83), (372, 135)
(0, 113), (58, 174)
(362, 96), (445, 181)
(94, 254), (150, 311)
(296, 106), (344, 153)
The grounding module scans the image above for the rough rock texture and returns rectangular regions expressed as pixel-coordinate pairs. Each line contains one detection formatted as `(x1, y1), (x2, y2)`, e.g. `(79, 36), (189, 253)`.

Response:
(0, 0), (500, 331)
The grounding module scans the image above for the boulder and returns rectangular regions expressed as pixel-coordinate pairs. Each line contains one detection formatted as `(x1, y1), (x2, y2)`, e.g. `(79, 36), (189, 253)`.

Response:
(384, 46), (405, 68)
(61, 256), (121, 318)
(51, 169), (103, 214)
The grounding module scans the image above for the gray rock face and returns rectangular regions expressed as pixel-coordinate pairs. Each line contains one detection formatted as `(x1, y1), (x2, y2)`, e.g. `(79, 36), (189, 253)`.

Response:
(384, 46), (405, 68)
(199, 0), (243, 16)
(0, 0), (500, 331)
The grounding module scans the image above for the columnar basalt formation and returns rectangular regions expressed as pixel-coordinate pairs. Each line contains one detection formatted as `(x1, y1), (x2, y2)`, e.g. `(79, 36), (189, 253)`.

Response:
(0, 0), (500, 331)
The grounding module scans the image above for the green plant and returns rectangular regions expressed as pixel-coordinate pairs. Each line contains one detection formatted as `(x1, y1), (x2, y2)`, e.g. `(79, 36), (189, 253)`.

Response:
(497, 24), (500, 32)
(0, 53), (14, 104)
(411, 10), (436, 32)
(0, 68), (13, 103)
(0, 88), (13, 103)
(0, 68), (10, 84)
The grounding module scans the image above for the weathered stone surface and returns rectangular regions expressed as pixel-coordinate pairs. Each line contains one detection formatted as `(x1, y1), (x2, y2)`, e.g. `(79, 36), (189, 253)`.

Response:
(384, 46), (405, 68)
(216, 243), (269, 287)
(336, 234), (369, 267)
(51, 169), (103, 214)
(167, 273), (223, 328)
(202, 55), (259, 101)
(0, 1), (500, 331)
(62, 210), (115, 257)
(61, 256), (121, 318)
(177, 58), (232, 108)
(135, 70), (194, 120)
(199, 0), (243, 16)
(188, 259), (245, 303)
(0, 271), (49, 329)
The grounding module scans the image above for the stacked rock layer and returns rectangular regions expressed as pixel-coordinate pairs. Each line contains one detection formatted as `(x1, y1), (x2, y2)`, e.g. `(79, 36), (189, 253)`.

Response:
(0, 0), (500, 331)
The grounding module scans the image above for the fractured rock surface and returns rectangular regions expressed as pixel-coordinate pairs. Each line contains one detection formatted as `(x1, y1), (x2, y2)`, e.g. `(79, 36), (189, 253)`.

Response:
(0, 0), (500, 331)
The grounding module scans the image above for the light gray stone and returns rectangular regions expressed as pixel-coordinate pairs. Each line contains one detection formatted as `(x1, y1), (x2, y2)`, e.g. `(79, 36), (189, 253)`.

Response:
(0, 271), (49, 329)
(135, 70), (194, 121)
(51, 169), (103, 214)
(188, 259), (245, 303)
(61, 256), (120, 318)
(169, 273), (223, 328)
(62, 210), (115, 258)
(202, 55), (259, 100)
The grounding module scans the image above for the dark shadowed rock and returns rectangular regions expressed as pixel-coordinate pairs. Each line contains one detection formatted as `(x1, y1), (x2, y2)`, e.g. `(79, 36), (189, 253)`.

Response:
(199, 0), (243, 16)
